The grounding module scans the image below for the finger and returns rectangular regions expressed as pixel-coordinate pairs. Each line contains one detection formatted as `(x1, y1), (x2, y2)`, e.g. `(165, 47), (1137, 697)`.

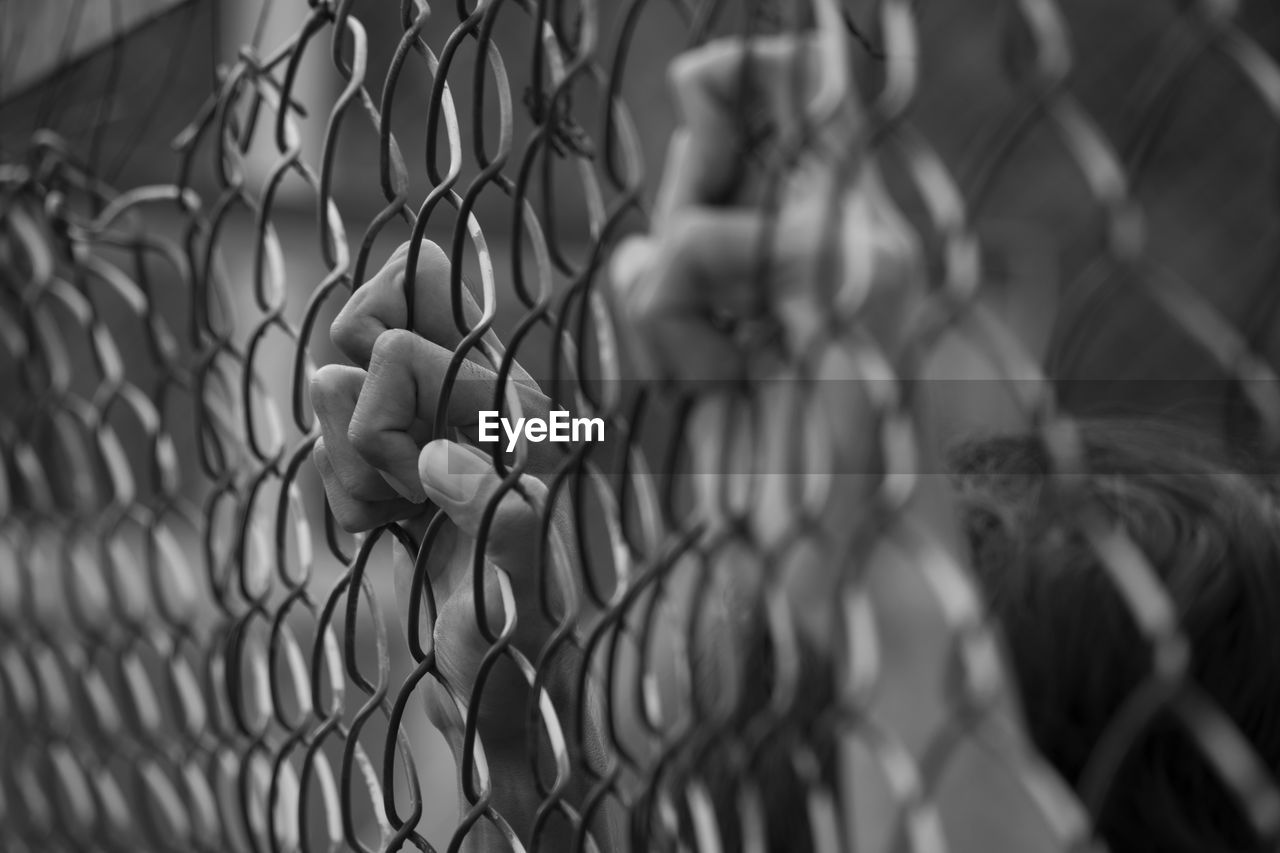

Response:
(331, 240), (494, 369)
(660, 38), (803, 216)
(639, 208), (777, 313)
(658, 35), (852, 218)
(311, 363), (402, 502)
(652, 126), (737, 224)
(623, 209), (783, 384)
(609, 235), (657, 297)
(314, 440), (420, 532)
(349, 330), (550, 503)
(669, 36), (817, 128)
(418, 439), (548, 578)
(608, 236), (665, 378)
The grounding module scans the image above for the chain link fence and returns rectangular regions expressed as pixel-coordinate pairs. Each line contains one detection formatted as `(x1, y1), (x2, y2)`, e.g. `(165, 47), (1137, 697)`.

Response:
(3, 0), (1280, 851)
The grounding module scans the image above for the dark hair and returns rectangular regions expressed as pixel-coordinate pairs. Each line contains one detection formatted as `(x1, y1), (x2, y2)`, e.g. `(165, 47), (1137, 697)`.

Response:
(951, 419), (1280, 852)
(643, 420), (1280, 851)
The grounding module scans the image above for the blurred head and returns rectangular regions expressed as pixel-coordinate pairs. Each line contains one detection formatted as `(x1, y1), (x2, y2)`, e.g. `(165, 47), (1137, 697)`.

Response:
(952, 419), (1280, 852)
(653, 419), (1280, 851)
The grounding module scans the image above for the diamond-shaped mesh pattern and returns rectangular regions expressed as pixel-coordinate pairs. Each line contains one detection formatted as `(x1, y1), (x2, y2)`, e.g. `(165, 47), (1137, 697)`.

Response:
(2, 1), (1280, 851)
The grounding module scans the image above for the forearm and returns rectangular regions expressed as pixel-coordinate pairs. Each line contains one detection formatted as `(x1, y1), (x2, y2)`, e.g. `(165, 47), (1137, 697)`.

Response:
(445, 743), (546, 852)
(441, 638), (614, 851)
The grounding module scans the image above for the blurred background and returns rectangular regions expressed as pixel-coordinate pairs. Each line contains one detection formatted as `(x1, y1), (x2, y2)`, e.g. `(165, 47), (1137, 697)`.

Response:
(7, 0), (1280, 420)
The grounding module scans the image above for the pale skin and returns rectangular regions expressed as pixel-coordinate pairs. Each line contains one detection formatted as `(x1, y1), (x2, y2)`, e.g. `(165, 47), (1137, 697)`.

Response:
(311, 33), (1072, 853)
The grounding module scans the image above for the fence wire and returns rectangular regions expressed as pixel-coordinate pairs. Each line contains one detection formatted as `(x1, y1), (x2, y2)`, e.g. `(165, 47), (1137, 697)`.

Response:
(3, 0), (1280, 851)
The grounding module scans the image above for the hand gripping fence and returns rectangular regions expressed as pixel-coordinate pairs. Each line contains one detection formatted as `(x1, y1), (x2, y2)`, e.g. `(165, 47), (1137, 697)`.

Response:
(4, 1), (1280, 851)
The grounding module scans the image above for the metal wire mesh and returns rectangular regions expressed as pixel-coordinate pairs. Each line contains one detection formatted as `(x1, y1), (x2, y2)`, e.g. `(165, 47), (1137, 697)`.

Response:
(3, 1), (1280, 851)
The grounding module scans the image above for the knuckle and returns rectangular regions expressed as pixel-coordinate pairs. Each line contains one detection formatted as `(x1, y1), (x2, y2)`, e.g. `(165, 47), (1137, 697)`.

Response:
(329, 310), (363, 357)
(667, 39), (731, 93)
(667, 49), (703, 94)
(622, 283), (653, 328)
(385, 240), (429, 278)
(346, 420), (382, 466)
(667, 38), (750, 109)
(335, 507), (372, 535)
(345, 470), (391, 503)
(312, 444), (336, 490)
(410, 239), (449, 275)
(663, 210), (712, 258)
(369, 327), (418, 364)
(626, 288), (664, 346)
(519, 473), (549, 504)
(388, 240), (414, 264)
(309, 364), (346, 410)
(387, 241), (450, 298)
(630, 215), (709, 321)
(609, 235), (653, 293)
(334, 500), (404, 534)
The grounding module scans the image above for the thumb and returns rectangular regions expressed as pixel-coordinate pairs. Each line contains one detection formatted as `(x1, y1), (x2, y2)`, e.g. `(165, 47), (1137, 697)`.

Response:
(418, 440), (548, 576)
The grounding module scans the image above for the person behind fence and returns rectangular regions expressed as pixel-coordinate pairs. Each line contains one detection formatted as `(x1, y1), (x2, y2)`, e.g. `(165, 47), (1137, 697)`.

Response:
(310, 33), (1280, 853)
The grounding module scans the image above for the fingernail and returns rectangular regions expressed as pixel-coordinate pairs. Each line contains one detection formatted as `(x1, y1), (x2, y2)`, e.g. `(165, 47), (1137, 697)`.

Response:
(380, 469), (427, 504)
(419, 441), (484, 505)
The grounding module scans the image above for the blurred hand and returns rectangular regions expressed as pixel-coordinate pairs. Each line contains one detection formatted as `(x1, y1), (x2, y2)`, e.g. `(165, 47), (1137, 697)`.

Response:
(611, 34), (920, 387)
(609, 34), (923, 552)
(611, 33), (1069, 853)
